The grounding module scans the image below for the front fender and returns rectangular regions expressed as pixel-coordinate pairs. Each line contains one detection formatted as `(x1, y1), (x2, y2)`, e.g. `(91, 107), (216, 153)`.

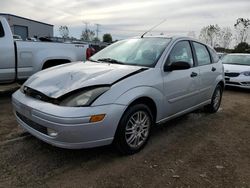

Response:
(114, 86), (165, 121)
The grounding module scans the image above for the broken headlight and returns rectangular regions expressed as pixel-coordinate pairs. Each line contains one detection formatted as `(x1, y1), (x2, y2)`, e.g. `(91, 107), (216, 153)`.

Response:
(60, 87), (110, 107)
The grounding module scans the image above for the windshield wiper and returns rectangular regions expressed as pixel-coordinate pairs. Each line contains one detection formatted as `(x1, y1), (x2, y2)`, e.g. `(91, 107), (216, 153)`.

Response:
(97, 58), (125, 65)
(88, 58), (99, 62)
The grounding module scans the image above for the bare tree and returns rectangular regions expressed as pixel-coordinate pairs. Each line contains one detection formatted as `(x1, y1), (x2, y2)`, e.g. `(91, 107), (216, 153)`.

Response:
(219, 27), (233, 49)
(59, 26), (69, 39)
(81, 29), (95, 41)
(234, 18), (250, 43)
(199, 24), (220, 47)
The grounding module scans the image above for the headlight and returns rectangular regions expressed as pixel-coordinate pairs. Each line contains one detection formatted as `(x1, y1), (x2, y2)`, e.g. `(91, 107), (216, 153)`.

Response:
(242, 71), (250, 76)
(60, 87), (110, 107)
(20, 85), (28, 94)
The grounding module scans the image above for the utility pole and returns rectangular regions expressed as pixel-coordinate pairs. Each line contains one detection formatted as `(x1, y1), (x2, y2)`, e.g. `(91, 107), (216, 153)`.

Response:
(83, 21), (89, 31)
(95, 24), (100, 39)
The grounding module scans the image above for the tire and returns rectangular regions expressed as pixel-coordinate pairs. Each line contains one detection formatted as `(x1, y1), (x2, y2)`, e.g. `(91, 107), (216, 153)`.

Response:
(114, 104), (153, 155)
(205, 85), (223, 113)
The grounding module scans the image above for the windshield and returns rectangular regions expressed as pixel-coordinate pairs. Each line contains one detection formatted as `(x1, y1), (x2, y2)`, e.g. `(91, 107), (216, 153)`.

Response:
(222, 54), (250, 66)
(90, 38), (171, 67)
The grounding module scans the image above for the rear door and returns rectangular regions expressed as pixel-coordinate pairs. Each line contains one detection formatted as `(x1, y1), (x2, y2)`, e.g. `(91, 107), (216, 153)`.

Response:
(162, 40), (201, 117)
(0, 18), (16, 83)
(191, 42), (217, 101)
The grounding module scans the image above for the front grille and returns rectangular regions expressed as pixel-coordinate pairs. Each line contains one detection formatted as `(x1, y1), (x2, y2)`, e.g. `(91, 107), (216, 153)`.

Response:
(225, 72), (240, 77)
(16, 112), (47, 134)
(23, 86), (58, 104)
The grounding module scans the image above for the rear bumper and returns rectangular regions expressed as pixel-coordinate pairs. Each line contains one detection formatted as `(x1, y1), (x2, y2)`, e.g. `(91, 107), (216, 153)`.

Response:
(12, 90), (127, 149)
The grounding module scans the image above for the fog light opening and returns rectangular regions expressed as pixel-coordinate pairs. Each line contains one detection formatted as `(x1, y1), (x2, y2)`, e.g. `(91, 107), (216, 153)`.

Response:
(90, 114), (106, 123)
(47, 128), (58, 137)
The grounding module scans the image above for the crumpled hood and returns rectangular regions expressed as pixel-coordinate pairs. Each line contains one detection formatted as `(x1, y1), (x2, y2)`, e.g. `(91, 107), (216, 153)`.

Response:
(223, 64), (250, 73)
(24, 61), (144, 98)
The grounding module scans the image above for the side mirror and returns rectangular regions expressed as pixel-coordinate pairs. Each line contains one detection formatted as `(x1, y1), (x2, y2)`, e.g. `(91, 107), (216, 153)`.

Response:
(164, 61), (191, 72)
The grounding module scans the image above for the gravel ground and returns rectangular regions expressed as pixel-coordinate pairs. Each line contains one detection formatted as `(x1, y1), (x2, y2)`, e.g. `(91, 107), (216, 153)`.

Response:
(0, 88), (249, 188)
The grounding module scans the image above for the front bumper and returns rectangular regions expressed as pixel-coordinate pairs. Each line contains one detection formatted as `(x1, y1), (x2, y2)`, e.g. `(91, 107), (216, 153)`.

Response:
(12, 90), (127, 149)
(225, 76), (250, 89)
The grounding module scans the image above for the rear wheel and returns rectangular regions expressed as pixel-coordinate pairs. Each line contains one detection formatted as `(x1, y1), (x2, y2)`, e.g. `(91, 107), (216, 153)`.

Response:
(205, 85), (222, 113)
(114, 104), (153, 155)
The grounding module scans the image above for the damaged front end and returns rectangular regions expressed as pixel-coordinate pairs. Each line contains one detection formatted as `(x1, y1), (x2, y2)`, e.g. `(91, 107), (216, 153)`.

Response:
(21, 85), (111, 107)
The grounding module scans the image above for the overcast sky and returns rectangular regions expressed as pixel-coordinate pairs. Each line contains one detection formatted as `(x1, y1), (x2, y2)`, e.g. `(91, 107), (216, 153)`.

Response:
(0, 0), (249, 40)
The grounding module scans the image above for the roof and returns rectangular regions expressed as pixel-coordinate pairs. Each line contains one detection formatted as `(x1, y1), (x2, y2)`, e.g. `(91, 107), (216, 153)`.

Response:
(133, 35), (202, 42)
(135, 35), (198, 41)
(0, 13), (53, 27)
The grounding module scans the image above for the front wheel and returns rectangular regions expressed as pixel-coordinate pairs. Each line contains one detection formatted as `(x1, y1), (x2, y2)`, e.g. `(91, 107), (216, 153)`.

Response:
(205, 85), (223, 113)
(114, 104), (153, 155)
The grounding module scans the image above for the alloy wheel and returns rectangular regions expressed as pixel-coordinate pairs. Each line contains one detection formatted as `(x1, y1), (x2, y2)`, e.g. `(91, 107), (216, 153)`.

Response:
(125, 111), (151, 149)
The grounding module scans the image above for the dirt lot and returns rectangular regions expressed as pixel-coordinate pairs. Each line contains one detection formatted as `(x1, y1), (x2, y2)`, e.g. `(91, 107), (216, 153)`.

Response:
(0, 88), (249, 187)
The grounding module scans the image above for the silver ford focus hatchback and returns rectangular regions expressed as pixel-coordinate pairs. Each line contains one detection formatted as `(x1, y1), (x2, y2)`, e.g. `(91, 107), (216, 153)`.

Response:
(12, 36), (225, 154)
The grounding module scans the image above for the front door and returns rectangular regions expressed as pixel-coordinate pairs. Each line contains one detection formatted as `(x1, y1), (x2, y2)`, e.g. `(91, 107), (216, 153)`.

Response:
(162, 40), (200, 117)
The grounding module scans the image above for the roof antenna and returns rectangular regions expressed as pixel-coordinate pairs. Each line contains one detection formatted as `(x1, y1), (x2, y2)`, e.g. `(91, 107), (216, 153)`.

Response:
(141, 19), (167, 38)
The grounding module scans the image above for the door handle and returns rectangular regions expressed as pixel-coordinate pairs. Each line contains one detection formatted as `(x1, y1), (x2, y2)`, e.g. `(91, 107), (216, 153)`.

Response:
(190, 72), (198, 77)
(212, 67), (216, 72)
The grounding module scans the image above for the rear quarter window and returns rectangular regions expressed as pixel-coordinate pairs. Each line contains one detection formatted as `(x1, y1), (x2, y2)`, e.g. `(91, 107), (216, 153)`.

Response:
(0, 21), (4, 37)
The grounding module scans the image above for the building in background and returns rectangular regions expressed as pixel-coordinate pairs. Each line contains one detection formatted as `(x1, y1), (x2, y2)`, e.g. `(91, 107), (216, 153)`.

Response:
(0, 13), (53, 40)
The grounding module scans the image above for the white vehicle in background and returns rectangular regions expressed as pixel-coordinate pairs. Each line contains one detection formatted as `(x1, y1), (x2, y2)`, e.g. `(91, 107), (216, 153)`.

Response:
(222, 53), (250, 89)
(0, 16), (90, 84)
(217, 52), (226, 59)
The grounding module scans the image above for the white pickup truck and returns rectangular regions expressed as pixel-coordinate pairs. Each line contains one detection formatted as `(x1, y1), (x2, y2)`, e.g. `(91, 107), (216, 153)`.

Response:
(0, 16), (89, 83)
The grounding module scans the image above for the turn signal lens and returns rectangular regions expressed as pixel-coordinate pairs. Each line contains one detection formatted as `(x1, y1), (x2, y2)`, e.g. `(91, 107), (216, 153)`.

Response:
(89, 114), (105, 123)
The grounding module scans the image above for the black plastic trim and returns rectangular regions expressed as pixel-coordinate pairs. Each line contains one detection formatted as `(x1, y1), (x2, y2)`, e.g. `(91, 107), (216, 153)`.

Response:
(112, 68), (148, 85)
(0, 21), (4, 37)
(14, 42), (18, 81)
(23, 86), (59, 104)
(16, 112), (47, 134)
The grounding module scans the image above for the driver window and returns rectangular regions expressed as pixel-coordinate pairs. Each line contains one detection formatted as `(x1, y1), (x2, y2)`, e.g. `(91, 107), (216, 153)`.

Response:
(167, 41), (194, 67)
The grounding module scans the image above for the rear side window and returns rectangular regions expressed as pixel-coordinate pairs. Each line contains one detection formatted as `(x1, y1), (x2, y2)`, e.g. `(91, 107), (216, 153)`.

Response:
(167, 41), (194, 67)
(208, 47), (219, 63)
(193, 42), (211, 66)
(0, 21), (4, 37)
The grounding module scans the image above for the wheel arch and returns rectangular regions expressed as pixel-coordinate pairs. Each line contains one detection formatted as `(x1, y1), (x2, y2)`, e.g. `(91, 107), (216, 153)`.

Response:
(42, 59), (71, 69)
(113, 86), (165, 122)
(127, 96), (157, 123)
(217, 80), (225, 89)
